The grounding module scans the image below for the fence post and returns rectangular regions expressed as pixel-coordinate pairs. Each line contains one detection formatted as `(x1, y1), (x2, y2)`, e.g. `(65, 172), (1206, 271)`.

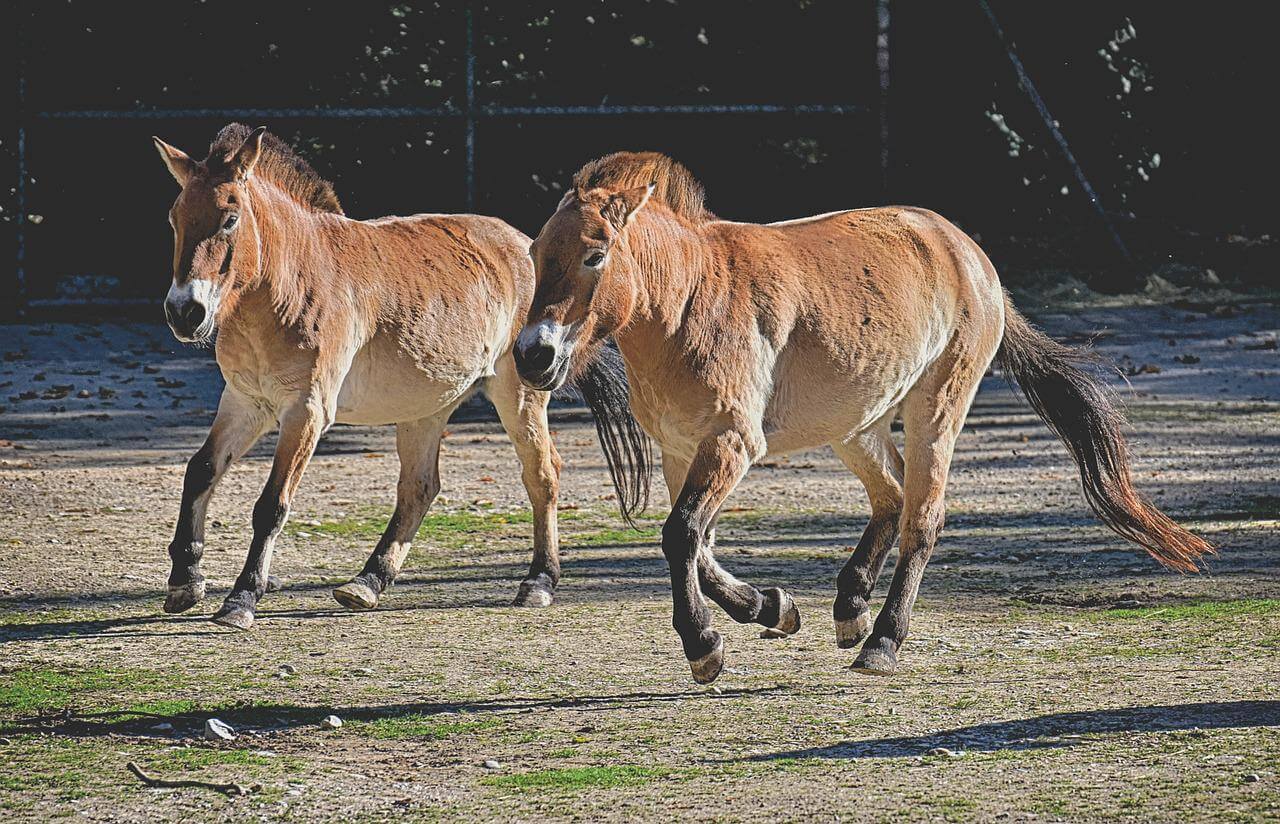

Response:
(12, 4), (28, 318)
(464, 1), (476, 213)
(876, 0), (891, 200)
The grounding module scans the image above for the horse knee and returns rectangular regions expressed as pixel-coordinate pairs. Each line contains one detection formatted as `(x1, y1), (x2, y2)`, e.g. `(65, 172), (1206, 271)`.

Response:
(252, 496), (288, 538)
(661, 516), (699, 563)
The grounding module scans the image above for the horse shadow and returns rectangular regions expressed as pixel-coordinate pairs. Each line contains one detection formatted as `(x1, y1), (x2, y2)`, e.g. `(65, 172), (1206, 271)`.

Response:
(737, 700), (1280, 761)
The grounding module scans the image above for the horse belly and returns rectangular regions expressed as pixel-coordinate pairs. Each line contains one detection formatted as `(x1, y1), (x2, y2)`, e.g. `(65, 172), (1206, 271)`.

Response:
(761, 343), (932, 454)
(334, 338), (484, 426)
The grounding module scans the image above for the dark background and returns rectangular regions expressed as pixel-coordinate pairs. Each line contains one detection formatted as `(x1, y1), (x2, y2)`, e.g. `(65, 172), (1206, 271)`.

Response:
(3, 0), (1276, 315)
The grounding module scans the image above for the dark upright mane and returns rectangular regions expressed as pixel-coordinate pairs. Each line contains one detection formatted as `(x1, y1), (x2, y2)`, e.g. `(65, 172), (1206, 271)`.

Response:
(573, 151), (713, 223)
(206, 123), (343, 215)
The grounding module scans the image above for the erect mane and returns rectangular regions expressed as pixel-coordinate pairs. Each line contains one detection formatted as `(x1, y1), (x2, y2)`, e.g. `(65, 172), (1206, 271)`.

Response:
(572, 151), (713, 223)
(206, 123), (343, 215)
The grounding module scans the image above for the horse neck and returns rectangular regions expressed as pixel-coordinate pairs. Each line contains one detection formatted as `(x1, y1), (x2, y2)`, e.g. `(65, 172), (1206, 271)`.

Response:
(241, 181), (345, 331)
(617, 209), (712, 337)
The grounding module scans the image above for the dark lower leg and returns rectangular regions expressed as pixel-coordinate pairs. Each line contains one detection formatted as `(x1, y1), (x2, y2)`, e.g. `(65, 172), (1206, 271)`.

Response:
(853, 516), (940, 674)
(833, 512), (900, 646)
(697, 549), (798, 632)
(663, 518), (720, 669)
(213, 496), (287, 628)
(165, 448), (217, 613)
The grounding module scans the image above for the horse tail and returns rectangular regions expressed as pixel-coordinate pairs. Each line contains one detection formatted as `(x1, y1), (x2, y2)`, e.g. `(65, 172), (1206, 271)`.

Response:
(996, 294), (1213, 572)
(573, 341), (654, 527)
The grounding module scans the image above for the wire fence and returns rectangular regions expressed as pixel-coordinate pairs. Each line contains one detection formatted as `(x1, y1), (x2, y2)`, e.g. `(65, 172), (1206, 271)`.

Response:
(10, 2), (885, 315)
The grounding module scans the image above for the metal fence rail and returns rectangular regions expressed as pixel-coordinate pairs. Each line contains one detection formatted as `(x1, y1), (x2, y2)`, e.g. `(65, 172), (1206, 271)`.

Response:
(11, 3), (881, 314)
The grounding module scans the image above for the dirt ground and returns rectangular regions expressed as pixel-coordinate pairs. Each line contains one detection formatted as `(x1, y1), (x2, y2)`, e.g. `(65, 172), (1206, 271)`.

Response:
(1, 299), (1278, 822)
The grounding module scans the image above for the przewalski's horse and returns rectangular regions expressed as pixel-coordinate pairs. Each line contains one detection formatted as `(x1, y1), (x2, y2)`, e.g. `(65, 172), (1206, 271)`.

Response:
(514, 151), (1213, 683)
(151, 123), (629, 629)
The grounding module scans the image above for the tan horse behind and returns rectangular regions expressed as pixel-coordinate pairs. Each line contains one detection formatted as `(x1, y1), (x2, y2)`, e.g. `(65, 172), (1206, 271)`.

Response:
(152, 123), (577, 629)
(514, 151), (1213, 683)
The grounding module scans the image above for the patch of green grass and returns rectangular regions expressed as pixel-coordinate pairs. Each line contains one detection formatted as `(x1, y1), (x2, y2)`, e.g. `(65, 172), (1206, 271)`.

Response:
(1102, 599), (1280, 621)
(0, 737), (96, 801)
(547, 747), (578, 759)
(922, 795), (978, 822)
(113, 698), (199, 716)
(570, 524), (661, 547)
(355, 713), (500, 741)
(0, 608), (78, 627)
(0, 665), (178, 714)
(486, 765), (676, 791)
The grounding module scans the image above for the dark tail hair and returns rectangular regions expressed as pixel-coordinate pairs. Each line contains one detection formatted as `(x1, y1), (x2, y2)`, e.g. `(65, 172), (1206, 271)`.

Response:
(573, 342), (653, 527)
(997, 294), (1213, 572)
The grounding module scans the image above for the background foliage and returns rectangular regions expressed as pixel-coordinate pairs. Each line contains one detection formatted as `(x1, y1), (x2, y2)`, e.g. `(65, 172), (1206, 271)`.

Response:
(3, 0), (1275, 307)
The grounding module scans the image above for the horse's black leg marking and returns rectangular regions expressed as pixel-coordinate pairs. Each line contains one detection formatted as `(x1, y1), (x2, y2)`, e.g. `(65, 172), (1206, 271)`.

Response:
(662, 512), (721, 681)
(833, 513), (900, 647)
(165, 446), (215, 613)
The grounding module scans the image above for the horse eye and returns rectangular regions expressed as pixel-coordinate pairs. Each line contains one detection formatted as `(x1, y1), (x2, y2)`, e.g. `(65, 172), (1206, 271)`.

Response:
(222, 214), (239, 231)
(584, 251), (605, 268)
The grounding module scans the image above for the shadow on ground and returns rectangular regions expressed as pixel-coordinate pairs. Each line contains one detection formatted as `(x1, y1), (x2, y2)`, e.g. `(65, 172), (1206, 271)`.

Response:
(741, 700), (1280, 759)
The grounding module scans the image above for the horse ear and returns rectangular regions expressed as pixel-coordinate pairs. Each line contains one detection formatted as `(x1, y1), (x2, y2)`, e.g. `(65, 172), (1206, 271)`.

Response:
(153, 137), (194, 186)
(227, 126), (267, 181)
(603, 182), (654, 230)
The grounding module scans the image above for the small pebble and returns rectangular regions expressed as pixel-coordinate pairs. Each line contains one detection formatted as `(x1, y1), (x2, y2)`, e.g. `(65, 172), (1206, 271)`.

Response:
(758, 628), (789, 639)
(925, 747), (962, 758)
(1244, 773), (1260, 783)
(150, 722), (174, 733)
(319, 715), (343, 730)
(483, 759), (501, 770)
(708, 685), (723, 696)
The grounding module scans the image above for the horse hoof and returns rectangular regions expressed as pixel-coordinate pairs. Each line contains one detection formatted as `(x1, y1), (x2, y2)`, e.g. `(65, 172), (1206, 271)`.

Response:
(851, 645), (897, 677)
(333, 581), (380, 611)
(768, 588), (802, 635)
(835, 611), (872, 649)
(163, 581), (205, 614)
(266, 575), (283, 593)
(211, 605), (255, 630)
(689, 634), (725, 685)
(512, 579), (555, 608)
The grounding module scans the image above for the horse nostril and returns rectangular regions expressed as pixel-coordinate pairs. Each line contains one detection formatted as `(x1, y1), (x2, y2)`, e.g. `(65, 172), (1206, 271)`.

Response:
(519, 342), (557, 375)
(179, 301), (206, 331)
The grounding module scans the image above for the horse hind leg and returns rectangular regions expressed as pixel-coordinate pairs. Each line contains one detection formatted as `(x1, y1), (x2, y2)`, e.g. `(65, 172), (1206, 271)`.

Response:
(334, 415), (445, 610)
(852, 350), (987, 676)
(829, 420), (905, 649)
(487, 359), (562, 607)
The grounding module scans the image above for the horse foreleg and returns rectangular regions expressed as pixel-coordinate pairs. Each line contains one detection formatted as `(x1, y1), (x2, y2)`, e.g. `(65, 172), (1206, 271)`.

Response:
(665, 450), (799, 638)
(211, 394), (327, 630)
(488, 363), (562, 608)
(165, 389), (268, 614)
(334, 416), (446, 610)
(663, 429), (765, 684)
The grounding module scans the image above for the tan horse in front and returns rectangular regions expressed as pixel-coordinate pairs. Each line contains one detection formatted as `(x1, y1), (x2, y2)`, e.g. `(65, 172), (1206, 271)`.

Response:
(515, 151), (1212, 683)
(152, 123), (572, 629)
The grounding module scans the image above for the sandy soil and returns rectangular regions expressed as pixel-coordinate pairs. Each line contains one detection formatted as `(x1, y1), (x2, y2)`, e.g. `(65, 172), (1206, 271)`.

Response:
(1, 301), (1277, 821)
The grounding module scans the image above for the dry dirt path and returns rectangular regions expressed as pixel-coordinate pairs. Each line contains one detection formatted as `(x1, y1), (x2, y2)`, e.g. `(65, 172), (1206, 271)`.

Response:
(1, 303), (1277, 821)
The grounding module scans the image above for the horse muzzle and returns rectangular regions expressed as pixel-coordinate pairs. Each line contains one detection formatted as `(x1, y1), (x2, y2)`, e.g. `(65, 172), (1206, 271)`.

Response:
(514, 319), (573, 391)
(164, 279), (218, 343)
